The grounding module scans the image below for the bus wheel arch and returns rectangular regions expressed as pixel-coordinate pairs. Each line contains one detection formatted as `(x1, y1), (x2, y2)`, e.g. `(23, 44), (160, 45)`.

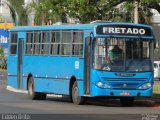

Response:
(28, 76), (39, 100)
(70, 76), (84, 105)
(27, 73), (33, 90)
(69, 76), (76, 99)
(27, 74), (46, 100)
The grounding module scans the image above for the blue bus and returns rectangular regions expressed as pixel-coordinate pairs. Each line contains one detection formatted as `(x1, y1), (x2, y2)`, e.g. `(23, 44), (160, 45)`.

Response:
(7, 22), (155, 106)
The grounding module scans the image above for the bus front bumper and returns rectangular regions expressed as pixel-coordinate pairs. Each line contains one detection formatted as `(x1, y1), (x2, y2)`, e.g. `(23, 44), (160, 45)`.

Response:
(90, 85), (152, 97)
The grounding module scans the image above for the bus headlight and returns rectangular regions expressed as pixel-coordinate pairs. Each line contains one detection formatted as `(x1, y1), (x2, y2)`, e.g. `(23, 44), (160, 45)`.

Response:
(138, 82), (152, 89)
(95, 82), (110, 89)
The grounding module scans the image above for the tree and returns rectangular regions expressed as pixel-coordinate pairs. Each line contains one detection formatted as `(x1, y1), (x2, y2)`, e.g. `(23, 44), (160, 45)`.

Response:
(108, 1), (153, 24)
(30, 0), (68, 25)
(68, 0), (160, 24)
(0, 47), (3, 57)
(140, 0), (160, 13)
(110, 0), (160, 13)
(64, 0), (119, 23)
(30, 0), (160, 24)
(7, 0), (28, 26)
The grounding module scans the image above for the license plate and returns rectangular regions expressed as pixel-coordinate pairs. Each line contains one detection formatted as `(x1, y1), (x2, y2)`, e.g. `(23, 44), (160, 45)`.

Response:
(120, 92), (130, 96)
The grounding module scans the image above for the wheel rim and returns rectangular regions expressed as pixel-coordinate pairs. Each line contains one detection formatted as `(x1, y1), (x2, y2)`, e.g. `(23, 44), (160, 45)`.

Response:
(73, 86), (79, 101)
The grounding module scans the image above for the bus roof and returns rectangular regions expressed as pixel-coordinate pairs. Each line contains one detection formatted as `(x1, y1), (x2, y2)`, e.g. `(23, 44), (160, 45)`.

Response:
(10, 22), (153, 32)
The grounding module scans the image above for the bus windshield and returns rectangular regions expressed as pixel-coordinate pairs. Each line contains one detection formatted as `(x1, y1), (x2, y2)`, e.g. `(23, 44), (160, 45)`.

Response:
(93, 37), (154, 72)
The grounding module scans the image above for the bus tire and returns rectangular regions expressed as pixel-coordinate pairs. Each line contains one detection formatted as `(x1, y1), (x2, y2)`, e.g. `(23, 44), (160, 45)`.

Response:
(28, 77), (39, 100)
(38, 93), (46, 100)
(120, 97), (134, 107)
(72, 81), (84, 105)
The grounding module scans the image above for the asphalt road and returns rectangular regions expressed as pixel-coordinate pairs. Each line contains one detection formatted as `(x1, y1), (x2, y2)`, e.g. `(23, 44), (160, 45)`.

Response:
(0, 72), (159, 120)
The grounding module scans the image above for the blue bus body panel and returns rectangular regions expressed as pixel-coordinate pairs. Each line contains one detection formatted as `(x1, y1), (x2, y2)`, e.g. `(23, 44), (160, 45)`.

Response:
(90, 70), (153, 97)
(8, 56), (18, 88)
(90, 86), (152, 97)
(9, 24), (94, 32)
(23, 56), (84, 94)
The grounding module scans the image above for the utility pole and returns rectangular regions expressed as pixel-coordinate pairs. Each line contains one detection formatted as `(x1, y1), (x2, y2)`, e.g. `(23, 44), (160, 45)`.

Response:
(134, 0), (139, 24)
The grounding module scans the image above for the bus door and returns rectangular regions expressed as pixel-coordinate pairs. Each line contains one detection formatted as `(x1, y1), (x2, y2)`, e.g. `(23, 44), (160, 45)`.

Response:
(17, 32), (25, 89)
(84, 37), (91, 95)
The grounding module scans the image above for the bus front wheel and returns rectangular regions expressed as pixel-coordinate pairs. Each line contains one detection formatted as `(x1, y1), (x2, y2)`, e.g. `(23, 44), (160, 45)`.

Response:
(72, 81), (84, 105)
(120, 97), (134, 106)
(28, 77), (46, 100)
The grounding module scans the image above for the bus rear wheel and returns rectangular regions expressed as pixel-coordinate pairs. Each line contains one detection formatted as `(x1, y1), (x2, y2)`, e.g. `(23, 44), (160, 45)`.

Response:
(38, 93), (46, 100)
(28, 77), (46, 100)
(72, 81), (84, 105)
(120, 97), (134, 106)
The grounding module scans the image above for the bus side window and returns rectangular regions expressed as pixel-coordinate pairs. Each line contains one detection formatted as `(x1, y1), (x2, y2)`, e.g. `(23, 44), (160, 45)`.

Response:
(33, 32), (41, 55)
(61, 31), (71, 56)
(72, 31), (83, 56)
(10, 32), (18, 55)
(42, 31), (50, 55)
(26, 32), (33, 55)
(51, 31), (61, 56)
(51, 32), (56, 55)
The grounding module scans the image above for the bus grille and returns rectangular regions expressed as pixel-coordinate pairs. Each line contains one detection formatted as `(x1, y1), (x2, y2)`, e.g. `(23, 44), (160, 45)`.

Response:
(102, 77), (147, 90)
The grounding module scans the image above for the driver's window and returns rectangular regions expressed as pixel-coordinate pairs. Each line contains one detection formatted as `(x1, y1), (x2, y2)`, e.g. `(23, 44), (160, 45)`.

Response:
(93, 38), (125, 71)
(107, 39), (124, 63)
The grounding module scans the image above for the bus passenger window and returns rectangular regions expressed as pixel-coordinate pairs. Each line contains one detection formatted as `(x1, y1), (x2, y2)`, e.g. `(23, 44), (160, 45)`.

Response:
(10, 32), (17, 55)
(72, 31), (83, 56)
(50, 32), (60, 55)
(61, 31), (71, 56)
(26, 32), (33, 55)
(33, 32), (41, 55)
(42, 31), (50, 55)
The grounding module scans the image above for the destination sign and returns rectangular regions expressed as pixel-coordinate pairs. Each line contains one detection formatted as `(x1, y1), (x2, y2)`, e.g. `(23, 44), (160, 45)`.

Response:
(96, 25), (152, 36)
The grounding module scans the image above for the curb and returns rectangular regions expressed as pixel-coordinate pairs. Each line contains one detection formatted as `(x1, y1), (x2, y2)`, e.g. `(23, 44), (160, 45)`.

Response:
(6, 86), (28, 94)
(6, 85), (62, 98)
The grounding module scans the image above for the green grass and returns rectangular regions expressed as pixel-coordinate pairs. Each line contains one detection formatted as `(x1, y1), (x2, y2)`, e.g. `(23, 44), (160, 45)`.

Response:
(153, 81), (160, 98)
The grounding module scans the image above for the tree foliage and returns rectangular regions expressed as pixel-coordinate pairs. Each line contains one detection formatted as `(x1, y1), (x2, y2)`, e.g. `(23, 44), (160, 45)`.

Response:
(110, 1), (153, 24)
(140, 0), (160, 13)
(66, 0), (111, 23)
(0, 47), (4, 56)
(7, 0), (28, 26)
(30, 0), (68, 25)
(66, 0), (156, 23)
(30, 0), (160, 24)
